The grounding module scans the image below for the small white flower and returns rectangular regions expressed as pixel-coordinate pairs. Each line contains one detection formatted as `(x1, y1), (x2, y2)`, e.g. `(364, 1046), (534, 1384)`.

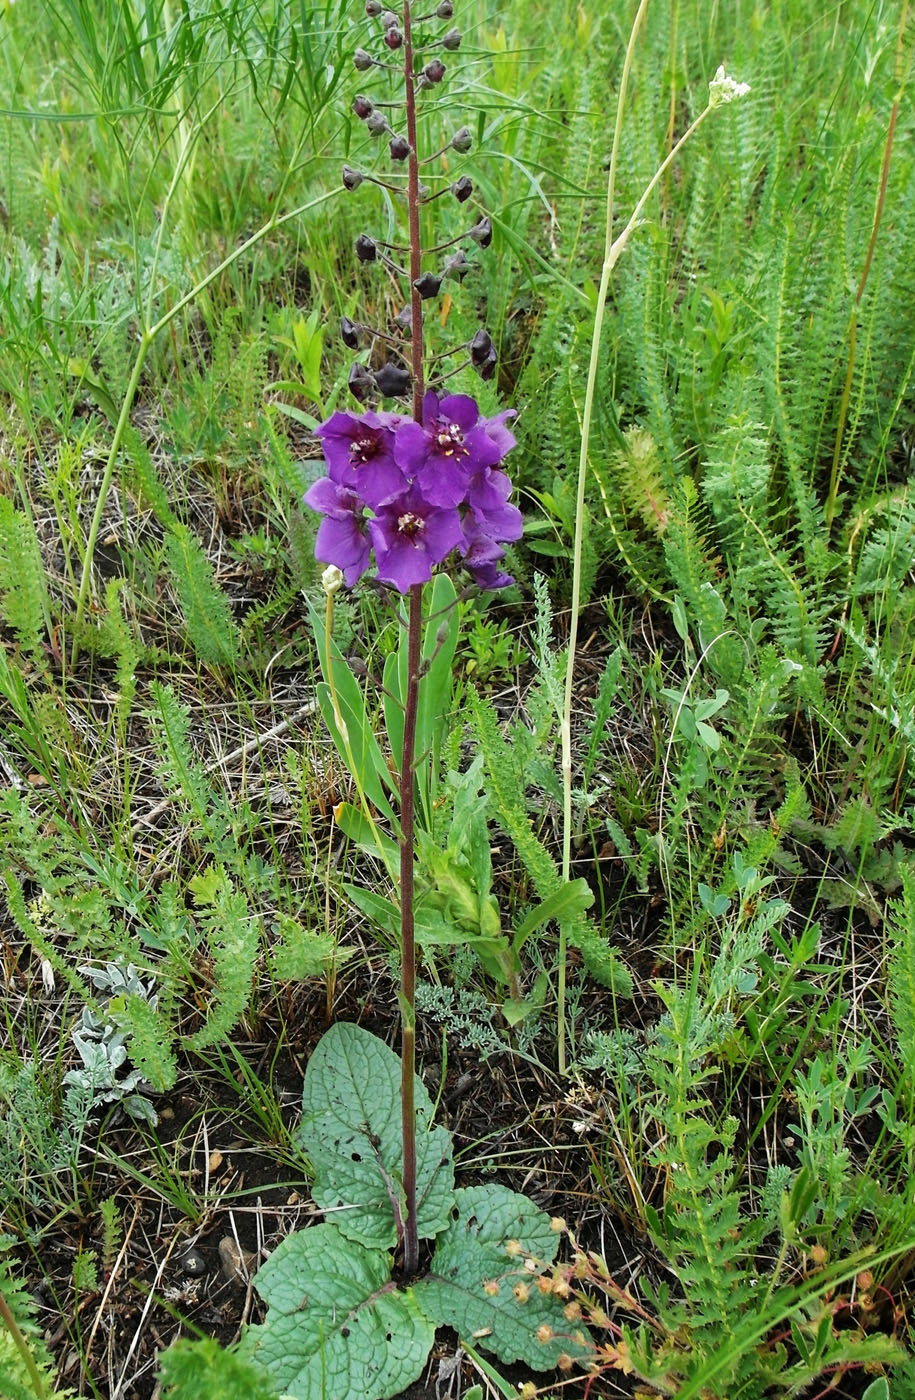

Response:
(709, 65), (751, 107)
(321, 564), (344, 596)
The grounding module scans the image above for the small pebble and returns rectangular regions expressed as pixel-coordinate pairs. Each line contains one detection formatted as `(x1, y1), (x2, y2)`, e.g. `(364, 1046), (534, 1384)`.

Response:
(178, 1249), (206, 1277)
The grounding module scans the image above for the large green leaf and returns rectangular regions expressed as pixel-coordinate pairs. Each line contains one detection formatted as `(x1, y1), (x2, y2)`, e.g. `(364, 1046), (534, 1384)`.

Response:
(416, 1186), (592, 1371)
(297, 1023), (454, 1249)
(242, 1225), (433, 1400)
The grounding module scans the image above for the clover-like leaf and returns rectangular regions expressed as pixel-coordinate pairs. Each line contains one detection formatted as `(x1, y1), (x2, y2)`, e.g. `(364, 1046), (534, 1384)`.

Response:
(297, 1022), (454, 1248)
(241, 1224), (434, 1400)
(416, 1186), (593, 1370)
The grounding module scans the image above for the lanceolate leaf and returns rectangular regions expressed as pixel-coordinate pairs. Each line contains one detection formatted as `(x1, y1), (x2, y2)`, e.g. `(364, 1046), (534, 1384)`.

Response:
(242, 1225), (434, 1400)
(297, 1023), (454, 1249)
(416, 1186), (593, 1370)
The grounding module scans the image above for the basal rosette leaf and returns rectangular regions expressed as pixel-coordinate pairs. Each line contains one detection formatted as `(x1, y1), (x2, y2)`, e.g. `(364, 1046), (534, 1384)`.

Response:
(241, 1224), (433, 1400)
(297, 1022), (454, 1249)
(416, 1186), (593, 1371)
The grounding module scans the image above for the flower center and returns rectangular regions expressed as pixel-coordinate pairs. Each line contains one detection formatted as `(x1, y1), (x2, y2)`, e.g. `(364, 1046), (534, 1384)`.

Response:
(434, 422), (466, 457)
(397, 512), (425, 540)
(350, 430), (382, 465)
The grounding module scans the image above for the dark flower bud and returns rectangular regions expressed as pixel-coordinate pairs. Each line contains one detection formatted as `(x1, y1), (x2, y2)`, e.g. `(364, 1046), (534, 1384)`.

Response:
(424, 58), (446, 83)
(442, 27), (462, 49)
(365, 0), (382, 13)
(415, 73), (433, 92)
(395, 304), (414, 336)
(348, 362), (374, 402)
(469, 216), (492, 248)
(380, 8), (398, 26)
(355, 234), (378, 262)
(383, 26), (403, 49)
(435, 0), (453, 14)
(413, 271), (443, 299)
(443, 250), (470, 281)
(475, 345), (498, 380)
(374, 361), (411, 397)
(342, 165), (365, 190)
(450, 126), (472, 153)
(470, 327), (493, 366)
(353, 48), (374, 70)
(366, 109), (389, 136)
(352, 94), (373, 119)
(341, 316), (360, 349)
(389, 134), (412, 161)
(451, 174), (473, 202)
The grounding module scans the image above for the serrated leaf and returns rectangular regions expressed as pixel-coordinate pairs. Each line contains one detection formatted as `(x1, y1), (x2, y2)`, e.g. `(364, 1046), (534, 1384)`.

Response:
(297, 1023), (454, 1248)
(242, 1225), (434, 1400)
(416, 1186), (592, 1371)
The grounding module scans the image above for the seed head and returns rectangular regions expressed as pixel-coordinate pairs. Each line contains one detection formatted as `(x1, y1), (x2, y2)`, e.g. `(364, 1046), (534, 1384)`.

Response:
(451, 174), (473, 202)
(348, 362), (374, 402)
(342, 165), (365, 190)
(353, 47), (374, 70)
(355, 234), (378, 262)
(341, 316), (360, 349)
(384, 26), (403, 49)
(513, 1282), (530, 1303)
(469, 215), (492, 248)
(505, 1239), (523, 1258)
(557, 1353), (574, 1373)
(389, 134), (412, 161)
(424, 58), (446, 83)
(374, 361), (412, 397)
(536, 1324), (554, 1344)
(413, 271), (443, 299)
(441, 27), (462, 49)
(450, 125), (472, 153)
(352, 94), (373, 119)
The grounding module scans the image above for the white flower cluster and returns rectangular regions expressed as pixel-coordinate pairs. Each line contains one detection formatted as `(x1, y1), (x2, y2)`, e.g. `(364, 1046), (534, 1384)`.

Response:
(709, 65), (751, 107)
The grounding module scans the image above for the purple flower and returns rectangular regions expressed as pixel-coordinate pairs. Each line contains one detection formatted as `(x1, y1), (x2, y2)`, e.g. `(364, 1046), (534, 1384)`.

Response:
(369, 485), (465, 592)
(317, 410), (407, 508)
(304, 477), (372, 586)
(460, 518), (514, 590)
(481, 407), (517, 459)
(393, 391), (502, 509)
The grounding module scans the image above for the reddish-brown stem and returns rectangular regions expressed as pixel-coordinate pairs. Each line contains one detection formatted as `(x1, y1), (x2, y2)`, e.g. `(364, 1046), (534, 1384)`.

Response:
(399, 0), (425, 1279)
(399, 582), (423, 1276)
(403, 0), (425, 420)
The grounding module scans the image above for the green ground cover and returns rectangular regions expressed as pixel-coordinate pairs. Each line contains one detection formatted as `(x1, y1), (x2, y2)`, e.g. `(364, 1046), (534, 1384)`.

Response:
(2, 0), (915, 1396)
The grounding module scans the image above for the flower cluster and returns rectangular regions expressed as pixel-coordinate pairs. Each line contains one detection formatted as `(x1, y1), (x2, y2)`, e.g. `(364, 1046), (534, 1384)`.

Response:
(305, 391), (521, 593)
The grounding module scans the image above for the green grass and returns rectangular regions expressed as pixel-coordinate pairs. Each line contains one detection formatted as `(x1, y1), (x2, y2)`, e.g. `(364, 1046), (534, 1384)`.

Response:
(2, 0), (915, 1396)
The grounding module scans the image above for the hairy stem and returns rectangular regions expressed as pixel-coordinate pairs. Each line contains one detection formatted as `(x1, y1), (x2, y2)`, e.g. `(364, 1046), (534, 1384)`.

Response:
(400, 0), (424, 1277)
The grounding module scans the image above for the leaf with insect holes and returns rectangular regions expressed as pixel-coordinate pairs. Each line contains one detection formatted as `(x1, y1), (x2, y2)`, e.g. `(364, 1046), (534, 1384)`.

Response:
(240, 1224), (434, 1400)
(297, 1023), (454, 1249)
(416, 1186), (593, 1370)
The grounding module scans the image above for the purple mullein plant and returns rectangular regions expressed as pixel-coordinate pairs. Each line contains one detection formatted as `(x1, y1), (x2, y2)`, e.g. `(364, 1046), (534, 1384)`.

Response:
(304, 0), (520, 1278)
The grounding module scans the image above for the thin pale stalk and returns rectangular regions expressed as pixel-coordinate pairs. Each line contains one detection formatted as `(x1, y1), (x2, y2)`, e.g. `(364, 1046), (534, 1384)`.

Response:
(558, 0), (650, 1076)
(0, 1290), (48, 1400)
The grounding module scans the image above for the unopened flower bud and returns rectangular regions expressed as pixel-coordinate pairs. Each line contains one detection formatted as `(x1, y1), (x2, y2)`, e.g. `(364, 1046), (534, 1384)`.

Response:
(342, 165), (365, 190)
(374, 361), (411, 397)
(435, 0), (453, 14)
(441, 27), (462, 49)
(450, 126), (472, 153)
(469, 215), (492, 248)
(365, 0), (382, 13)
(352, 94), (373, 119)
(415, 73), (433, 92)
(366, 109), (389, 136)
(424, 58), (446, 83)
(355, 233), (378, 262)
(443, 250), (470, 281)
(384, 26), (403, 49)
(708, 65), (751, 107)
(322, 564), (344, 595)
(341, 316), (360, 349)
(380, 8), (398, 26)
(451, 174), (473, 202)
(395, 304), (414, 336)
(348, 362), (374, 402)
(389, 134), (412, 161)
(476, 346), (497, 381)
(470, 327), (493, 364)
(413, 270), (442, 299)
(353, 48), (374, 71)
